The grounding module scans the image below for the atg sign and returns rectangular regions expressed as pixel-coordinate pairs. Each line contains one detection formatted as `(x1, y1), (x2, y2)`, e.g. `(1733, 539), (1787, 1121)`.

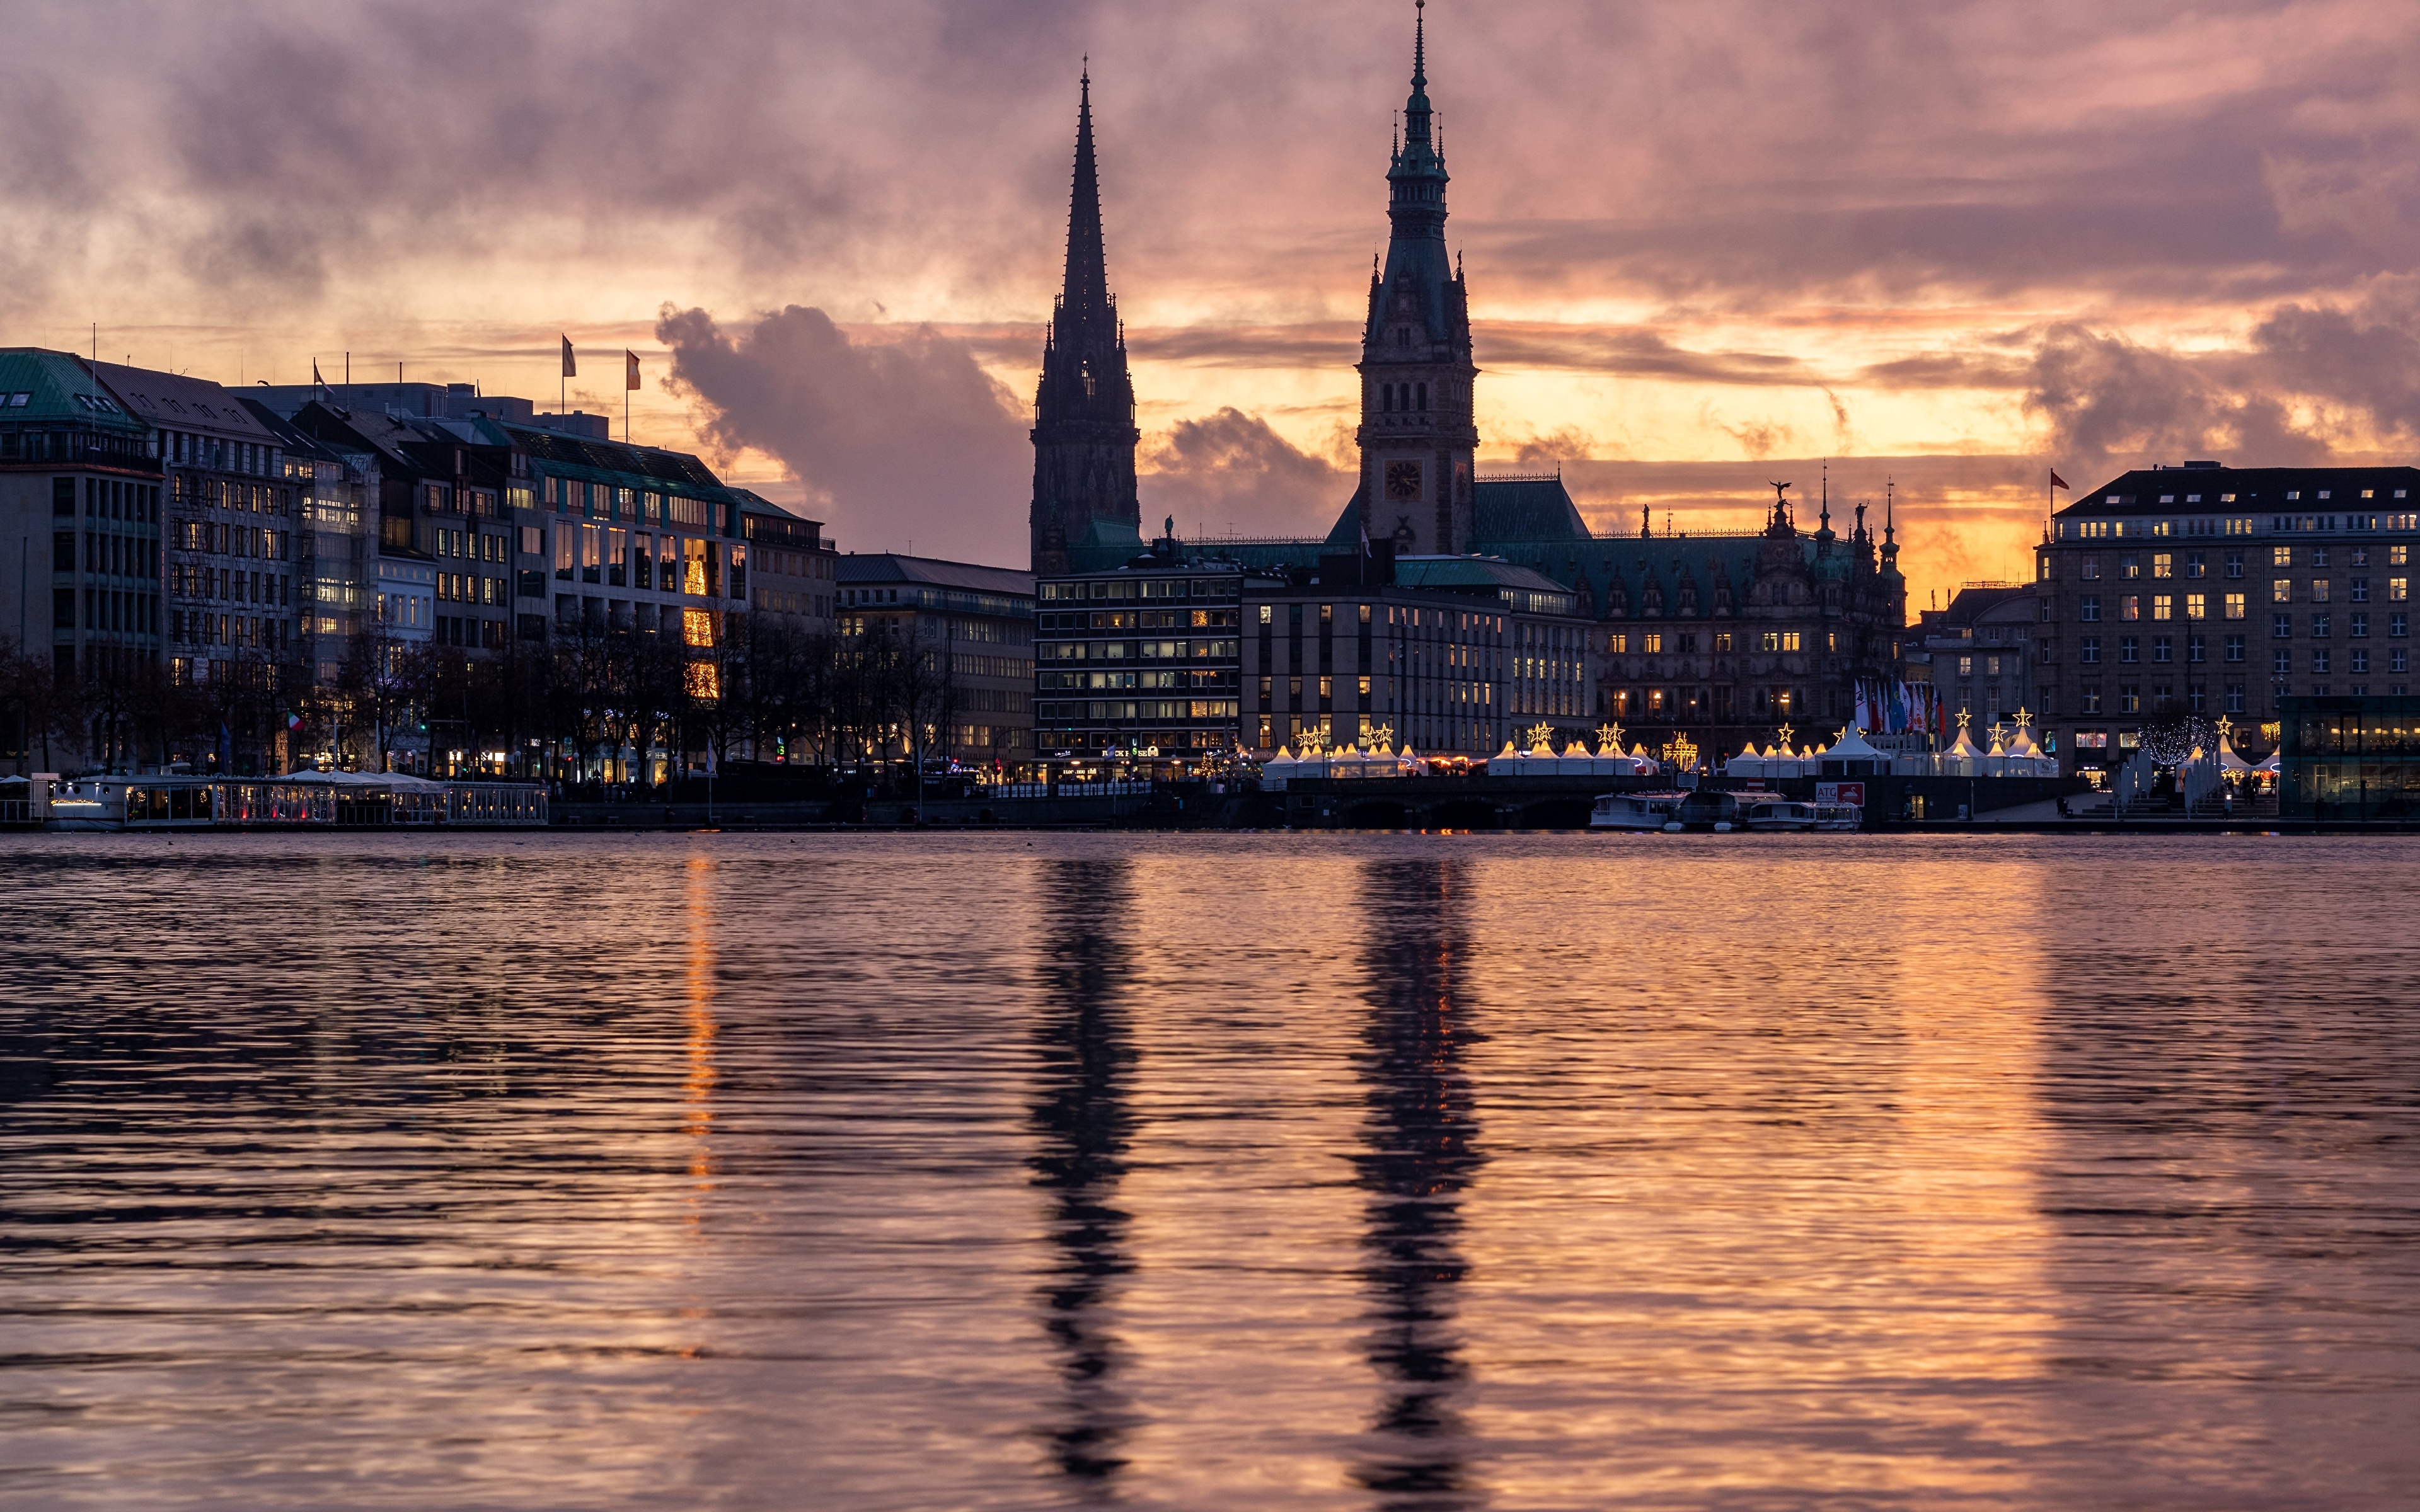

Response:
(1815, 781), (1867, 807)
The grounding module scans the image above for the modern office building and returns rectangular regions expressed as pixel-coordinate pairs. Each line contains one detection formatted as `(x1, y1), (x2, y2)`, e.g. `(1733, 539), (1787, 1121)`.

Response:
(838, 554), (1037, 768)
(2035, 462), (2420, 769)
(0, 350), (163, 688)
(2278, 694), (2420, 818)
(1035, 537), (1246, 766)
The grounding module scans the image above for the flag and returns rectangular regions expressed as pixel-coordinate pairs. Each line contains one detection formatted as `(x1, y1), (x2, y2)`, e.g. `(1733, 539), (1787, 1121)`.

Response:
(2050, 469), (2070, 490)
(1358, 516), (1371, 556)
(625, 350), (641, 391)
(312, 360), (327, 392)
(287, 711), (303, 732)
(560, 336), (576, 377)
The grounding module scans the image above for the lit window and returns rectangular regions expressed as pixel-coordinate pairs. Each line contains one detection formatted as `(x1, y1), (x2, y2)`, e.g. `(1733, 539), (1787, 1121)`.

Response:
(2273, 578), (2293, 604)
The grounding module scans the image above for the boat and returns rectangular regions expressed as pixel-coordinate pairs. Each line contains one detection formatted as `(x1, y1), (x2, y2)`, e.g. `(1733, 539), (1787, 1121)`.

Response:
(1739, 798), (1818, 832)
(1811, 802), (1863, 832)
(1589, 791), (1688, 830)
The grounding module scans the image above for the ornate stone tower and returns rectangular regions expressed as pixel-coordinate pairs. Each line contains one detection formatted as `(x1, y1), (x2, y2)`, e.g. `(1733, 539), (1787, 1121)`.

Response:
(1030, 68), (1141, 575)
(1355, 1), (1478, 557)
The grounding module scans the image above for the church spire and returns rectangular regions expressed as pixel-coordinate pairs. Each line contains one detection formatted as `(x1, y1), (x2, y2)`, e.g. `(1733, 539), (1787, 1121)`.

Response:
(1030, 65), (1139, 575)
(1063, 62), (1109, 320)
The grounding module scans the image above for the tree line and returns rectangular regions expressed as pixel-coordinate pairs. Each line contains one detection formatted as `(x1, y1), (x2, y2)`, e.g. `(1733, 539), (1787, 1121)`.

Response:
(3, 612), (983, 786)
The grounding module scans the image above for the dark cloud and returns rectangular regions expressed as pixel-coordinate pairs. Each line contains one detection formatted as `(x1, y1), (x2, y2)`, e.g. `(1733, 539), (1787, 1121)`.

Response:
(1480, 325), (1815, 384)
(2252, 278), (2420, 444)
(656, 304), (1028, 561)
(2024, 323), (2329, 470)
(1140, 408), (1350, 539)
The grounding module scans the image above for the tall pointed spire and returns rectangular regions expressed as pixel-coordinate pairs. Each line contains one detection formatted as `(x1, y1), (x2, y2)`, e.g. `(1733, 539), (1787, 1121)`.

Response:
(1063, 61), (1109, 319)
(1031, 64), (1140, 575)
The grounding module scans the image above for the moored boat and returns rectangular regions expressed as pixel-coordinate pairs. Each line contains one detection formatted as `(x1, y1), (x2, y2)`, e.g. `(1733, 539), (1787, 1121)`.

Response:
(1739, 799), (1818, 832)
(1589, 791), (1688, 830)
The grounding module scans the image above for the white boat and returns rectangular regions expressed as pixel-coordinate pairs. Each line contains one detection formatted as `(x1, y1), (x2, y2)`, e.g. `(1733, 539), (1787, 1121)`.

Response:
(1590, 791), (1688, 830)
(1739, 799), (1818, 832)
(1811, 802), (1862, 832)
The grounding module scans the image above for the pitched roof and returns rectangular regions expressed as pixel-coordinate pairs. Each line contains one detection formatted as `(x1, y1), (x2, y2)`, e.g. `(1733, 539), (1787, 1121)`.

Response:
(90, 360), (278, 441)
(0, 348), (149, 432)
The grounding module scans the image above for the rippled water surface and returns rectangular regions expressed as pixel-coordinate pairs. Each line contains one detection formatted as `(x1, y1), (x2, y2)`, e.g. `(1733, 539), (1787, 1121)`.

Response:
(3, 831), (2417, 1509)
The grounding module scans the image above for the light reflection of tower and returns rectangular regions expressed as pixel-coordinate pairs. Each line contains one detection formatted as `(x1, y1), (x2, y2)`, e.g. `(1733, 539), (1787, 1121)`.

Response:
(1027, 859), (1137, 1484)
(1352, 859), (1485, 1506)
(683, 856), (718, 1203)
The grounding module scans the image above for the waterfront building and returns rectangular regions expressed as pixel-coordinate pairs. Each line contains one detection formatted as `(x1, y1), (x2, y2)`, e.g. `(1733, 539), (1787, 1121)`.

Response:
(239, 404), (370, 689)
(2278, 694), (2420, 818)
(1911, 581), (2039, 745)
(838, 553), (1037, 768)
(2035, 462), (2420, 770)
(1034, 533), (1247, 767)
(1244, 547), (1591, 759)
(0, 350), (163, 692)
(93, 362), (302, 695)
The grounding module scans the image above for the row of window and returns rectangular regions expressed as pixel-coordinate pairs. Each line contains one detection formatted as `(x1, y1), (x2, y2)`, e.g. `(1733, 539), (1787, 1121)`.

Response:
(170, 566), (288, 607)
(1040, 577), (1241, 603)
(56, 588), (157, 636)
(1039, 639), (1242, 662)
(1047, 670), (1236, 691)
(1040, 609), (1241, 631)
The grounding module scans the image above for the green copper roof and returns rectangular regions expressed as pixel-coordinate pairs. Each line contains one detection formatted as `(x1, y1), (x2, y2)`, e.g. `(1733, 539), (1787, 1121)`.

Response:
(0, 348), (149, 433)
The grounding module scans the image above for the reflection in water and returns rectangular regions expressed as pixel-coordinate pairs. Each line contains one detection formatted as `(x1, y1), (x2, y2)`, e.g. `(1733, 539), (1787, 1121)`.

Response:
(1028, 860), (1138, 1485)
(684, 856), (720, 1197)
(1353, 861), (1485, 1508)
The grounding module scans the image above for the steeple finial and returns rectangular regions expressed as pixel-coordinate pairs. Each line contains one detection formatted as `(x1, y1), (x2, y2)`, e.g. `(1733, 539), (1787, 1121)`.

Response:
(1414, 0), (1427, 91)
(1061, 64), (1108, 318)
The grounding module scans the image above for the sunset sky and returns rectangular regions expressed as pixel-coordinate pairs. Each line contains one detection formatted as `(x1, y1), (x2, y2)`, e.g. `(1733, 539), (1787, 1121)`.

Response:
(8, 0), (2417, 612)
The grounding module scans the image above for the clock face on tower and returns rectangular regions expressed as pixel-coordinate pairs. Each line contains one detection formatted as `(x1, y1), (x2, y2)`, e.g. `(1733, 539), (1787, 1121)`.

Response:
(1385, 460), (1424, 501)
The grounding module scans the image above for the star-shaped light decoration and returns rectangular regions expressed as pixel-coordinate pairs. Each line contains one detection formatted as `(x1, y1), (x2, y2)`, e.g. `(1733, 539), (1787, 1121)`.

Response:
(1777, 722), (1795, 748)
(2014, 707), (2035, 729)
(1524, 721), (1555, 750)
(1598, 721), (1626, 750)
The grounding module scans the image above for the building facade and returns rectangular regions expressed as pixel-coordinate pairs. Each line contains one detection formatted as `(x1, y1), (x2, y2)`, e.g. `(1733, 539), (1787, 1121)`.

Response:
(2036, 462), (2420, 769)
(0, 352), (163, 685)
(1035, 541), (1246, 765)
(838, 554), (1037, 767)
(1911, 581), (2039, 743)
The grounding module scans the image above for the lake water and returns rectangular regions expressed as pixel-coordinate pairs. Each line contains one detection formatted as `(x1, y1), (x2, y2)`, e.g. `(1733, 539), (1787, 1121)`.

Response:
(3, 831), (2417, 1509)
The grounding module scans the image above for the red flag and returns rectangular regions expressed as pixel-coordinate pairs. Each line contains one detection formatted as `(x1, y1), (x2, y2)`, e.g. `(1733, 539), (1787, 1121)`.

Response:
(2050, 469), (2070, 490)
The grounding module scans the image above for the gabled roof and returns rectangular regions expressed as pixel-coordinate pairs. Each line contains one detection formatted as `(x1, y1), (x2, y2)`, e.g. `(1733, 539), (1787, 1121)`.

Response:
(0, 349), (150, 433)
(91, 360), (277, 442)
(1475, 476), (1591, 543)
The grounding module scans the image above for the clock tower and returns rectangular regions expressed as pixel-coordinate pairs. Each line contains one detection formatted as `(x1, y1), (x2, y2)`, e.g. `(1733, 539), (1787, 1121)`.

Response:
(1355, 0), (1477, 557)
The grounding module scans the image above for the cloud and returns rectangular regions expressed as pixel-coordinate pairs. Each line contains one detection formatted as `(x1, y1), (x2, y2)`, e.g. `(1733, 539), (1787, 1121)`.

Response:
(2024, 322), (2329, 470)
(2251, 277), (2420, 445)
(1141, 408), (1349, 538)
(656, 304), (1028, 560)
